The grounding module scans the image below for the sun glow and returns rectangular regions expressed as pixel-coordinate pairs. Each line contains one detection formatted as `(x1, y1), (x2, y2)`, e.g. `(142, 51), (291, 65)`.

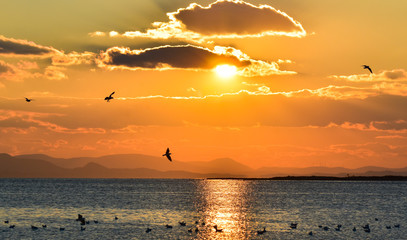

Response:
(215, 64), (237, 78)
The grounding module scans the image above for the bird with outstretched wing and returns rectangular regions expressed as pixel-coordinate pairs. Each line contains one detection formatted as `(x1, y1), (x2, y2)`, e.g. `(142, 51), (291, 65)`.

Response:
(104, 91), (115, 102)
(162, 148), (172, 162)
(362, 65), (373, 74)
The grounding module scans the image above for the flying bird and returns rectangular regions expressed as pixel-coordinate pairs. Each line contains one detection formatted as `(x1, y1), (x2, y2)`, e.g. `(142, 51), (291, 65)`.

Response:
(25, 98), (33, 102)
(163, 148), (172, 162)
(104, 92), (115, 102)
(362, 65), (373, 74)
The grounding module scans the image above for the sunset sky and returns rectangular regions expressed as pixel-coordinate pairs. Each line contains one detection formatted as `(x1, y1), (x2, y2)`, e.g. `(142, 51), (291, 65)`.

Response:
(1, 0), (407, 168)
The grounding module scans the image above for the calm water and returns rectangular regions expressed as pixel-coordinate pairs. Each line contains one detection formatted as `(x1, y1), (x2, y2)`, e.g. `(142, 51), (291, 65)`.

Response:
(0, 179), (406, 240)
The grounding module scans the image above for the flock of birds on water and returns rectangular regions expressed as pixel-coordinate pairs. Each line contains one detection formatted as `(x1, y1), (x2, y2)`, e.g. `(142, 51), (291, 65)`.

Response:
(2, 214), (403, 237)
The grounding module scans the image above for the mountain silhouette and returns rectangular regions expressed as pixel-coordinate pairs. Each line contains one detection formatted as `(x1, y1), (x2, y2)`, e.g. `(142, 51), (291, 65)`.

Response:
(4, 153), (407, 178)
(14, 154), (253, 175)
(2, 154), (246, 178)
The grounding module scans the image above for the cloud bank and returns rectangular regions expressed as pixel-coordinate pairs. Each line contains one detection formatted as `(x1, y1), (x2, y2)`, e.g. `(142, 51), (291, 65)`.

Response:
(330, 69), (407, 82)
(97, 45), (295, 76)
(0, 35), (59, 57)
(172, 0), (305, 36)
(92, 0), (306, 43)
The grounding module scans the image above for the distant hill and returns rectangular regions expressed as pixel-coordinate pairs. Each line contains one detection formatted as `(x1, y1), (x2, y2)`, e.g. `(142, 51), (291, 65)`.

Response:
(4, 153), (407, 178)
(0, 155), (71, 178)
(1, 154), (245, 178)
(14, 154), (253, 176)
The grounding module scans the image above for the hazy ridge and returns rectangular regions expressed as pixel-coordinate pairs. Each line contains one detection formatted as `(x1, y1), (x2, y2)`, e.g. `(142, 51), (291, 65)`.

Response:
(1, 153), (406, 178)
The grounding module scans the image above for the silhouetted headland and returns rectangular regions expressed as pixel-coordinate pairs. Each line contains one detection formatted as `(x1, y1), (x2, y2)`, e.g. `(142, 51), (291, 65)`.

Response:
(207, 176), (407, 181)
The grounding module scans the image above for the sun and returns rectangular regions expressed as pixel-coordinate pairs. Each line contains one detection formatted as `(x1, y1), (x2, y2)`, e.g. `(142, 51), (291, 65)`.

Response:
(214, 64), (237, 78)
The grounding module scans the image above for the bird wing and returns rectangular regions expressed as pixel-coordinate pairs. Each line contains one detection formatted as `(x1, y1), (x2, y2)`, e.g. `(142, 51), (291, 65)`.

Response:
(167, 155), (172, 161)
(367, 67), (373, 73)
(109, 92), (115, 97)
(166, 148), (170, 154)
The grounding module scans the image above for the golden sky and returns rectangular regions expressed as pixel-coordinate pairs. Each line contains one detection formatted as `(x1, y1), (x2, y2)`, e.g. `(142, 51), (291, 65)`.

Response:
(1, 0), (407, 168)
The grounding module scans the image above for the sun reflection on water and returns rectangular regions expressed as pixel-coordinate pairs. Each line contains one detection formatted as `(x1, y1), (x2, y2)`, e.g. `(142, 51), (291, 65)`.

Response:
(194, 179), (255, 239)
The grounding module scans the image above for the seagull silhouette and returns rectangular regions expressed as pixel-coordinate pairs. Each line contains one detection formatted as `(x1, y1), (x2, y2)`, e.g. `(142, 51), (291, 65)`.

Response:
(104, 92), (115, 102)
(25, 98), (33, 102)
(362, 65), (373, 74)
(163, 148), (172, 162)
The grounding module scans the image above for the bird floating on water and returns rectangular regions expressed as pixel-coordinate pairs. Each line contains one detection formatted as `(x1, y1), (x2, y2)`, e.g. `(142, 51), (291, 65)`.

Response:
(104, 92), (115, 102)
(257, 227), (266, 235)
(146, 228), (152, 233)
(214, 225), (223, 232)
(76, 214), (84, 221)
(362, 65), (373, 74)
(163, 148), (172, 162)
(25, 98), (33, 102)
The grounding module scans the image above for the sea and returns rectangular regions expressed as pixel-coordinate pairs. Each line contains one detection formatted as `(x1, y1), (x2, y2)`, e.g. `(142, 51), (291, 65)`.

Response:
(0, 179), (406, 240)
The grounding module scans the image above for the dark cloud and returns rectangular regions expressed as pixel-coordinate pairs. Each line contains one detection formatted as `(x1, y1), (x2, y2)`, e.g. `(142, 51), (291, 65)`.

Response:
(372, 120), (407, 131)
(99, 45), (251, 70)
(0, 61), (13, 74)
(0, 35), (58, 56)
(172, 0), (305, 36)
(383, 69), (406, 80)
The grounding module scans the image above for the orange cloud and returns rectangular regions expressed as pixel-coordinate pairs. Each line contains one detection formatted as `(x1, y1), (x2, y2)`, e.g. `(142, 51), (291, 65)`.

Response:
(92, 0), (306, 43)
(52, 51), (96, 66)
(329, 142), (405, 160)
(44, 66), (67, 80)
(376, 135), (407, 139)
(0, 110), (105, 134)
(97, 45), (295, 76)
(326, 121), (407, 134)
(329, 69), (407, 82)
(0, 60), (71, 82)
(0, 60), (42, 81)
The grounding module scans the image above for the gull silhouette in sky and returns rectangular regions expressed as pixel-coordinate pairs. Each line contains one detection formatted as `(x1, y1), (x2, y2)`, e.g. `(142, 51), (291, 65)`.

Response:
(362, 65), (373, 74)
(163, 148), (172, 162)
(25, 98), (33, 102)
(104, 92), (115, 102)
